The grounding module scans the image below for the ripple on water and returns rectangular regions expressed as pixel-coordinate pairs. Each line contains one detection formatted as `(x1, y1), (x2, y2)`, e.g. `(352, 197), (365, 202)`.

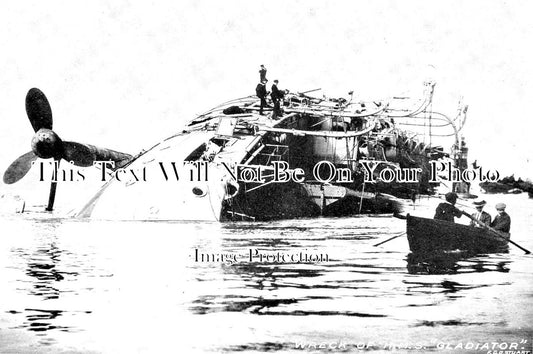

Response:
(0, 213), (531, 352)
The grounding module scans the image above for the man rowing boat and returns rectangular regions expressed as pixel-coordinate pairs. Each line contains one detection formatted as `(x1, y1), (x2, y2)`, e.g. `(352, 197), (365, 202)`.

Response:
(434, 192), (462, 222)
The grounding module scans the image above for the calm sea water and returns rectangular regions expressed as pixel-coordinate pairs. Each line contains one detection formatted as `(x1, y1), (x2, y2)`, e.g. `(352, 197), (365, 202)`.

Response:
(0, 194), (532, 353)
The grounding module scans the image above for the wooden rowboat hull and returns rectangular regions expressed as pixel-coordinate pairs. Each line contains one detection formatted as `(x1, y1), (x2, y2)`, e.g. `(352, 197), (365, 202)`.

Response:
(406, 214), (509, 254)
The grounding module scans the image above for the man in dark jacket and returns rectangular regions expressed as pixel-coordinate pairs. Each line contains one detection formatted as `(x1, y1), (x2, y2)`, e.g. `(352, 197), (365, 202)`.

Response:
(259, 65), (267, 82)
(255, 80), (268, 115)
(491, 203), (511, 233)
(434, 192), (462, 222)
(271, 79), (285, 119)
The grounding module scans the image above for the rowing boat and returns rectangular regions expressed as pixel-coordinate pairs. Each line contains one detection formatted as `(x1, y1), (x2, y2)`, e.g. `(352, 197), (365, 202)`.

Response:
(405, 214), (509, 254)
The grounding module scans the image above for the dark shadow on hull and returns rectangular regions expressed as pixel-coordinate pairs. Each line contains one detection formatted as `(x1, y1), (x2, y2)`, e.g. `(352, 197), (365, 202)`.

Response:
(323, 195), (402, 216)
(223, 182), (404, 221)
(223, 182), (321, 221)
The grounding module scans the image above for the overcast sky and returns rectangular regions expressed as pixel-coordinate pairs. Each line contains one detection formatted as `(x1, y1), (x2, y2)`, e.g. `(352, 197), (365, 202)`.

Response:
(1, 0), (532, 200)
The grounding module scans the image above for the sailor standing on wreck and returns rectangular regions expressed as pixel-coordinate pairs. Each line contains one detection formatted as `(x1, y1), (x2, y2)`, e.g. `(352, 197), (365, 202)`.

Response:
(256, 79), (269, 115)
(259, 64), (267, 82)
(434, 192), (462, 222)
(271, 79), (285, 119)
(469, 200), (492, 227)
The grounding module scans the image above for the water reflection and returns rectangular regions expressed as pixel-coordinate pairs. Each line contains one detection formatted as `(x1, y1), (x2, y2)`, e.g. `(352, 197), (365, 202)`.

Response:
(1, 214), (529, 352)
(190, 217), (519, 330)
(26, 243), (69, 300)
(25, 220), (79, 299)
(406, 251), (511, 275)
(10, 219), (81, 343)
(189, 220), (399, 319)
(24, 308), (73, 333)
(190, 262), (322, 315)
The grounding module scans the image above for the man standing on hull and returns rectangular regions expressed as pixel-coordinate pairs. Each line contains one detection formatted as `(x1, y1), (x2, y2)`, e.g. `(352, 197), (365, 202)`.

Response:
(259, 64), (267, 82)
(271, 79), (285, 119)
(256, 79), (268, 115)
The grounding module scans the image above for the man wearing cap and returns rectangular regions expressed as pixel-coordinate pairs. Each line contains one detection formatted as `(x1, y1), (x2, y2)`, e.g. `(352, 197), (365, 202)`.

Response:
(434, 192), (462, 222)
(259, 65), (267, 82)
(469, 200), (492, 227)
(490, 203), (511, 233)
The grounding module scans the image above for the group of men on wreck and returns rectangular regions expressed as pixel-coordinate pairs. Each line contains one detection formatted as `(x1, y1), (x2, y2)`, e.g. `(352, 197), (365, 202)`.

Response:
(255, 64), (286, 118)
(255, 65), (512, 235)
(434, 192), (511, 233)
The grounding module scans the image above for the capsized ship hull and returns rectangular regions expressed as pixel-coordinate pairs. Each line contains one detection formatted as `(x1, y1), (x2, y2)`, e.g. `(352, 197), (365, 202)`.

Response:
(76, 131), (229, 221)
(76, 82), (465, 221)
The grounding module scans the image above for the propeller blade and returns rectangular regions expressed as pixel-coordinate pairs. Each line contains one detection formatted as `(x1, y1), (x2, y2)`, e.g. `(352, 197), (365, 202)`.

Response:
(62, 141), (95, 167)
(45, 158), (60, 211)
(3, 151), (38, 184)
(26, 88), (53, 132)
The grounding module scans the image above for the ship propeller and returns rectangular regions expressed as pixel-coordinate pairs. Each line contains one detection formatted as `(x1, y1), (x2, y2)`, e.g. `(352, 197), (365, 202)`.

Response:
(3, 151), (38, 185)
(3, 88), (132, 211)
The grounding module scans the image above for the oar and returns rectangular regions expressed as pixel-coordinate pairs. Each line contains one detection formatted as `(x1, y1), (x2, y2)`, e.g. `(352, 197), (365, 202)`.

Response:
(373, 232), (406, 247)
(460, 210), (531, 254)
(425, 193), (472, 209)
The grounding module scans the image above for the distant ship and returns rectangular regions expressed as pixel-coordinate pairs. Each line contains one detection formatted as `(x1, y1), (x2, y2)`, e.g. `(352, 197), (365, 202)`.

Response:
(480, 175), (533, 195)
(4, 82), (468, 221)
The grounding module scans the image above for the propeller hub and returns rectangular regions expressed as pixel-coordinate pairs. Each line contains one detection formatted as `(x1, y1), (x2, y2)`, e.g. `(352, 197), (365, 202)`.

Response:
(31, 128), (63, 159)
